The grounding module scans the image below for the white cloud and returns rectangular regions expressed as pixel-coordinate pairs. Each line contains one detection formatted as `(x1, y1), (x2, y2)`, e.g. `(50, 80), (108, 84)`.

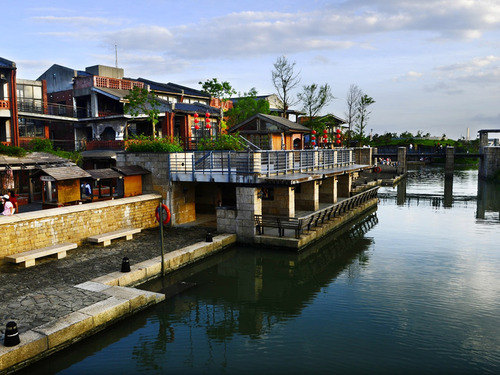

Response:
(31, 15), (122, 27)
(393, 71), (423, 82)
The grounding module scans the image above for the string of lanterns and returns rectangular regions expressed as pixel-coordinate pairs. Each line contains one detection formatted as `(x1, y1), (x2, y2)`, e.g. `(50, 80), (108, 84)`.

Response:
(193, 112), (212, 130)
(310, 128), (343, 147)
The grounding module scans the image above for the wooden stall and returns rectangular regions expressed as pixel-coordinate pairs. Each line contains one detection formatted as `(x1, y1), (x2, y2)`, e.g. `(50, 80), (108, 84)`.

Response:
(86, 168), (123, 200)
(31, 166), (92, 208)
(112, 165), (150, 198)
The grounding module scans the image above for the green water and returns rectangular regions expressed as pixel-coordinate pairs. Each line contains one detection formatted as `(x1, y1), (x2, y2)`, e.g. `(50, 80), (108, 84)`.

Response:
(22, 166), (500, 374)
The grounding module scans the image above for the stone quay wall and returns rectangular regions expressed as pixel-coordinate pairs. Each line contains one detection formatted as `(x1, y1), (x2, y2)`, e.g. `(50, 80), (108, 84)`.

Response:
(479, 146), (500, 180)
(0, 194), (161, 260)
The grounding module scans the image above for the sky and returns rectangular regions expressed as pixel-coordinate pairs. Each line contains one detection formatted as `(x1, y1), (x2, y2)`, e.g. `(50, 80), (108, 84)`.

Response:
(4, 0), (500, 140)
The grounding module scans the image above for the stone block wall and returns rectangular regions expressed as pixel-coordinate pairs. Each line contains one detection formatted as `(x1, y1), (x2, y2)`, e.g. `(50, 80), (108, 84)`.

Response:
(116, 152), (196, 225)
(235, 187), (261, 241)
(337, 174), (352, 198)
(262, 187), (295, 216)
(216, 207), (237, 233)
(479, 146), (500, 180)
(295, 181), (319, 211)
(0, 194), (161, 260)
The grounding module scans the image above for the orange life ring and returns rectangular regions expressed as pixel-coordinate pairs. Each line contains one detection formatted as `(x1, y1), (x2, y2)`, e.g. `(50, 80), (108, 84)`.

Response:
(373, 166), (382, 173)
(155, 204), (171, 225)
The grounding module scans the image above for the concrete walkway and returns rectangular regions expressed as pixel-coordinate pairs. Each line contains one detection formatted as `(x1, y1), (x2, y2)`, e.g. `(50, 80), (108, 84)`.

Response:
(0, 218), (230, 373)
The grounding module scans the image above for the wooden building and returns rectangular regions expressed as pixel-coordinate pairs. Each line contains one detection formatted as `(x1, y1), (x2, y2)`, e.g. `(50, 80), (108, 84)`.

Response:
(228, 113), (310, 150)
(112, 165), (150, 197)
(31, 166), (92, 208)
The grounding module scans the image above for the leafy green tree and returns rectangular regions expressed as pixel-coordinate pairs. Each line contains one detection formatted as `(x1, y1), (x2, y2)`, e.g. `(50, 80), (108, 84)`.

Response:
(199, 78), (236, 131)
(297, 83), (334, 129)
(124, 86), (161, 139)
(271, 55), (301, 118)
(226, 88), (270, 127)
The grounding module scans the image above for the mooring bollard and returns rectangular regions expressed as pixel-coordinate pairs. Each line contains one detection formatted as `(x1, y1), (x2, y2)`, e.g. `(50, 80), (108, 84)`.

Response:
(121, 257), (131, 272)
(206, 232), (213, 242)
(4, 321), (20, 347)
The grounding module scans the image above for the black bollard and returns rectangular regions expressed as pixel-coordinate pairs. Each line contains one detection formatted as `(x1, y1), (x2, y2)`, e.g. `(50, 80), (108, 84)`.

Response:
(205, 232), (213, 242)
(4, 321), (20, 347)
(121, 257), (131, 272)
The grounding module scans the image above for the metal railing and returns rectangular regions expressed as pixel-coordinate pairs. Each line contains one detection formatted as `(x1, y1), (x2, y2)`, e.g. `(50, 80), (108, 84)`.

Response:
(254, 186), (380, 238)
(17, 99), (83, 118)
(169, 149), (354, 181)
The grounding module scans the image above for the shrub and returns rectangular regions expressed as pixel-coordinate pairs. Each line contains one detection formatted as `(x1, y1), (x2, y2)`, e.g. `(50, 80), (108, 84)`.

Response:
(0, 143), (26, 157)
(197, 134), (244, 151)
(125, 135), (183, 153)
(28, 138), (54, 152)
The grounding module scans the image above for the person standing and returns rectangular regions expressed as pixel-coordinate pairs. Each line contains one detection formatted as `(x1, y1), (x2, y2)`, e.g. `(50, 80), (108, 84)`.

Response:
(8, 190), (18, 214)
(1, 195), (13, 216)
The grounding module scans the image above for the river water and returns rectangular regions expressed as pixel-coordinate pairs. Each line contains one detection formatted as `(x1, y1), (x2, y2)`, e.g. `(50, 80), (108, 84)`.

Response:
(22, 166), (500, 374)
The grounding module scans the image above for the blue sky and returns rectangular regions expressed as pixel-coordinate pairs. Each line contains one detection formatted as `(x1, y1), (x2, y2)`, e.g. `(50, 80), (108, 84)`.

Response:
(4, 0), (500, 139)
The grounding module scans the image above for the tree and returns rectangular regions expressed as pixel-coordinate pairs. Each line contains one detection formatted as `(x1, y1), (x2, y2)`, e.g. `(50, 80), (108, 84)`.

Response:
(345, 84), (362, 145)
(354, 94), (375, 145)
(226, 88), (270, 127)
(199, 78), (236, 132)
(124, 86), (160, 139)
(297, 83), (334, 129)
(271, 55), (300, 118)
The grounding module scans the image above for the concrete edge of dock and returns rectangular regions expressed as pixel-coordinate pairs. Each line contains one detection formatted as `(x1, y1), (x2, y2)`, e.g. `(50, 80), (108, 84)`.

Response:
(0, 233), (237, 374)
(254, 198), (379, 250)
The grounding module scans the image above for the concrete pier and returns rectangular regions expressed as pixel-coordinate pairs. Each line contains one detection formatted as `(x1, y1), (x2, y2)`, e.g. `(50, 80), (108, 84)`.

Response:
(479, 146), (500, 180)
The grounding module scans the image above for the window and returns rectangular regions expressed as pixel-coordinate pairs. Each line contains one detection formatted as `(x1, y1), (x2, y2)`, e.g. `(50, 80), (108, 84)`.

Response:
(18, 117), (45, 138)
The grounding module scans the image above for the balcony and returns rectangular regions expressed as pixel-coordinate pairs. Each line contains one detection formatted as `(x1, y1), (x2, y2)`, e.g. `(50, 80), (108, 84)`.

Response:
(168, 149), (366, 184)
(0, 100), (10, 109)
(17, 99), (81, 118)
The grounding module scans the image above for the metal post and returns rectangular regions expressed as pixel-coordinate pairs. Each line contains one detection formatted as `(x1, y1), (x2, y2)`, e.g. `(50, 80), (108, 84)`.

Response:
(159, 202), (165, 277)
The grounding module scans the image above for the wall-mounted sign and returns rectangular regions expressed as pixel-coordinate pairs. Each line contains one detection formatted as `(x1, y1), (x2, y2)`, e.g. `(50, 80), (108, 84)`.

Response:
(40, 175), (56, 182)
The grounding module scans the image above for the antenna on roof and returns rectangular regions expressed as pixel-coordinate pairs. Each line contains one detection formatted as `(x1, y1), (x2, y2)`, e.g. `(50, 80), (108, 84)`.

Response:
(115, 44), (118, 68)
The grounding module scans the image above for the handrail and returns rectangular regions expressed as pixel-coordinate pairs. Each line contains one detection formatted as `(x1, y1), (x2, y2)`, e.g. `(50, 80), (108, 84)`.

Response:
(238, 135), (261, 150)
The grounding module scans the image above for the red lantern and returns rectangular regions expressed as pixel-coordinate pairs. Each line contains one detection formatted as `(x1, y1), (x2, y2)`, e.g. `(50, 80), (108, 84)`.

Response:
(336, 128), (341, 133)
(312, 130), (316, 134)
(205, 112), (210, 118)
(311, 141), (316, 145)
(194, 113), (199, 118)
(323, 134), (328, 139)
(311, 135), (316, 140)
(336, 139), (341, 144)
(336, 133), (341, 139)
(206, 124), (211, 129)
(195, 125), (200, 130)
(194, 118), (199, 123)
(323, 129), (328, 134)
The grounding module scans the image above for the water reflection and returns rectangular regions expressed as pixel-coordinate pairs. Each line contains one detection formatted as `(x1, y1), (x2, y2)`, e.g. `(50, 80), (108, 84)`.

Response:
(143, 211), (378, 343)
(477, 179), (500, 221)
(384, 166), (490, 212)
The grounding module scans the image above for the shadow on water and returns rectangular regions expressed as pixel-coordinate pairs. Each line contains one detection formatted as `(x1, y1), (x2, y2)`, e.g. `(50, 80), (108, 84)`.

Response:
(18, 210), (379, 375)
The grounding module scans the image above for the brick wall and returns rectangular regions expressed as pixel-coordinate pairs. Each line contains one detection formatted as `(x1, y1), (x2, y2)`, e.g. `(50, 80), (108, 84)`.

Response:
(0, 194), (161, 260)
